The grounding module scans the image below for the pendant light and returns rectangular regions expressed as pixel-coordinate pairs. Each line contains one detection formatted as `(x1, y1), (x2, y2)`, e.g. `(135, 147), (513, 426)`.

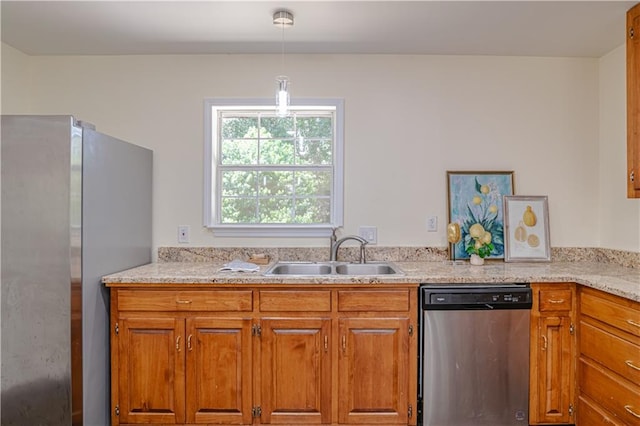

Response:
(273, 10), (293, 117)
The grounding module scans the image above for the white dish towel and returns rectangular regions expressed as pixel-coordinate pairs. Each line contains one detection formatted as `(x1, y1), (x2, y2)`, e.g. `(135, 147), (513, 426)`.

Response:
(218, 259), (260, 273)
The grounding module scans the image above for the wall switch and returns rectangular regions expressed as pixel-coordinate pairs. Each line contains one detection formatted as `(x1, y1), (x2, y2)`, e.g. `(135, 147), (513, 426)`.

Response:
(427, 216), (438, 232)
(358, 226), (377, 244)
(178, 225), (190, 243)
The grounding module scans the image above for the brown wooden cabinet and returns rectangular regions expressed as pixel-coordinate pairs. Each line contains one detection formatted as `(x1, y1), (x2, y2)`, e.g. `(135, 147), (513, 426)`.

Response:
(529, 283), (576, 425)
(117, 317), (185, 424)
(628, 3), (640, 198)
(108, 284), (418, 426)
(577, 287), (640, 425)
(338, 317), (410, 424)
(260, 317), (332, 424)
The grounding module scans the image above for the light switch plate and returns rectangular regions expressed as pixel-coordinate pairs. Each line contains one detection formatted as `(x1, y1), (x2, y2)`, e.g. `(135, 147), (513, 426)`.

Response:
(427, 216), (438, 232)
(178, 225), (190, 243)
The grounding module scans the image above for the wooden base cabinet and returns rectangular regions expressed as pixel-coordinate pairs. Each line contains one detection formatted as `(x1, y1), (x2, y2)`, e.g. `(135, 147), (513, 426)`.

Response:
(529, 283), (576, 425)
(578, 287), (640, 426)
(109, 285), (418, 426)
(338, 318), (410, 424)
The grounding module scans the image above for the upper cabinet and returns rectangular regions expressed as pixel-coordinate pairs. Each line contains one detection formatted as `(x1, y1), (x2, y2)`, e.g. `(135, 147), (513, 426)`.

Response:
(628, 3), (640, 198)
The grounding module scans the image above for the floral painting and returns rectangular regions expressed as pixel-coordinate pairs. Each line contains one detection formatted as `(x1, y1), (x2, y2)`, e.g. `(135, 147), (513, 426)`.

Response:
(447, 171), (514, 260)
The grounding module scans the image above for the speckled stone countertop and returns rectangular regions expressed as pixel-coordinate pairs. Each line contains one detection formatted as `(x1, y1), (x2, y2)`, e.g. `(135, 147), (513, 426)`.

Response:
(103, 260), (640, 302)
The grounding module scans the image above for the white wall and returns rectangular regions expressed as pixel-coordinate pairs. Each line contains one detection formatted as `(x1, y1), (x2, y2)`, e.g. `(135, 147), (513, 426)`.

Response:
(2, 47), (610, 252)
(1, 43), (32, 113)
(599, 45), (640, 252)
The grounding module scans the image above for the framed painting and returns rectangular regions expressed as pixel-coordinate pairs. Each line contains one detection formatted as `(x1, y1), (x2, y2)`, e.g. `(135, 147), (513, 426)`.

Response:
(503, 195), (551, 262)
(447, 171), (514, 260)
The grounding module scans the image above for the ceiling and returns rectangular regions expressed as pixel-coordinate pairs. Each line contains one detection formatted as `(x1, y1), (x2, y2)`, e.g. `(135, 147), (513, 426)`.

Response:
(1, 1), (636, 57)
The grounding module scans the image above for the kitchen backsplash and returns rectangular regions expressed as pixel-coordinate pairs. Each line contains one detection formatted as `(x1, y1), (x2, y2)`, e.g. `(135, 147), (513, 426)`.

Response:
(158, 246), (640, 269)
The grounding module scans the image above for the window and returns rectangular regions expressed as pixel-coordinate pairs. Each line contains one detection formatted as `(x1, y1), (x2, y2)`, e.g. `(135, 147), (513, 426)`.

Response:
(204, 98), (344, 237)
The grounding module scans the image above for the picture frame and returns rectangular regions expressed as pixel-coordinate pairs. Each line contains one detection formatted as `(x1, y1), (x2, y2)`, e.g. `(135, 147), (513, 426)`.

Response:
(503, 195), (551, 262)
(446, 171), (514, 260)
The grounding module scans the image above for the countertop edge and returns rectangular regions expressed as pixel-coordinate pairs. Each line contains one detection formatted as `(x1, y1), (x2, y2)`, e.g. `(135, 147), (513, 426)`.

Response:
(103, 261), (640, 302)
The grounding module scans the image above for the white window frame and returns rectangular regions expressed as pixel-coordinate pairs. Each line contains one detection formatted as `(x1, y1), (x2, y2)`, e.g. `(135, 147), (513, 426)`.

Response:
(203, 98), (344, 237)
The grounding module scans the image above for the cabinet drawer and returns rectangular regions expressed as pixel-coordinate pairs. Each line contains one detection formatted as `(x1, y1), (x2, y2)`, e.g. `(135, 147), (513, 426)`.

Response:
(581, 320), (640, 385)
(579, 357), (640, 425)
(577, 395), (625, 426)
(117, 290), (253, 312)
(259, 290), (331, 312)
(337, 290), (409, 312)
(538, 288), (572, 312)
(581, 289), (640, 338)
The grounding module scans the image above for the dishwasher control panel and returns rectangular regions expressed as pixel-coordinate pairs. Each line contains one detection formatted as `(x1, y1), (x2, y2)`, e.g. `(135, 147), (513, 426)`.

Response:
(422, 285), (532, 310)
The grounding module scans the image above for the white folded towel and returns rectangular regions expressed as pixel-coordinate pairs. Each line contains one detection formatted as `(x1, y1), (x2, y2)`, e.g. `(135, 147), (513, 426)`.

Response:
(218, 259), (260, 273)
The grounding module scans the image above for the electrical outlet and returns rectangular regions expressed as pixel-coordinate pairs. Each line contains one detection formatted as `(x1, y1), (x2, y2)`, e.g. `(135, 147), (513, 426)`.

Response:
(178, 225), (190, 243)
(358, 226), (377, 244)
(427, 216), (438, 232)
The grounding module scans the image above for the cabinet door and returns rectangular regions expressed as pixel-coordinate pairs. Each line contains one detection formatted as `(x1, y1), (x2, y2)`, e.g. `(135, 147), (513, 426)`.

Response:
(629, 3), (640, 198)
(118, 317), (185, 424)
(186, 317), (253, 424)
(260, 318), (331, 424)
(531, 315), (574, 424)
(338, 317), (409, 424)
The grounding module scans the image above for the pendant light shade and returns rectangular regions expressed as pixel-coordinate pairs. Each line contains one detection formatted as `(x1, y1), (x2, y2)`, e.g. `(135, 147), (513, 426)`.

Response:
(273, 10), (293, 117)
(276, 75), (290, 117)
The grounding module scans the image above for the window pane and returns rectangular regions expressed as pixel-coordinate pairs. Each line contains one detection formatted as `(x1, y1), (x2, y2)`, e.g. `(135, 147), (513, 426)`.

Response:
(260, 139), (294, 165)
(221, 197), (258, 223)
(296, 171), (331, 196)
(259, 198), (294, 223)
(258, 171), (293, 196)
(296, 139), (332, 165)
(295, 198), (331, 223)
(221, 139), (257, 165)
(221, 171), (256, 196)
(261, 116), (294, 138)
(296, 116), (332, 138)
(222, 116), (258, 139)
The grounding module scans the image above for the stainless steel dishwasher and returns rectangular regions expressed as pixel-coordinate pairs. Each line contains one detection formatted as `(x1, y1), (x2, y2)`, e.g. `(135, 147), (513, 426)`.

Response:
(419, 284), (532, 426)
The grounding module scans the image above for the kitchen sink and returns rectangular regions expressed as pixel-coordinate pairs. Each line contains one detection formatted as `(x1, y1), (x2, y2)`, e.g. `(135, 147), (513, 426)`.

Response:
(263, 261), (403, 276)
(264, 262), (333, 275)
(334, 263), (399, 275)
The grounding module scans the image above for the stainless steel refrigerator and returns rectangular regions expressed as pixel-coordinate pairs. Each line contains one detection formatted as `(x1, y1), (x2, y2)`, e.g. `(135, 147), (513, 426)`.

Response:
(1, 115), (153, 425)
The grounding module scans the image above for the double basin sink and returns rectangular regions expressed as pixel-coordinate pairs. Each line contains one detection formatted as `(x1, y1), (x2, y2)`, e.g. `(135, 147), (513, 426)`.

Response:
(264, 261), (403, 276)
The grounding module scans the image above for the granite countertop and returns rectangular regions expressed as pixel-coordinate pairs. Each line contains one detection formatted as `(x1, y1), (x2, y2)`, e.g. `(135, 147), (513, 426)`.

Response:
(103, 260), (640, 302)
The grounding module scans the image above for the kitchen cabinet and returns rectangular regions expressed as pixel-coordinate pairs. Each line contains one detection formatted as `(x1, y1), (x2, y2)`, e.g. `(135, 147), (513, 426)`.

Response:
(529, 283), (576, 425)
(577, 286), (640, 425)
(109, 284), (418, 426)
(628, 3), (640, 198)
(111, 289), (254, 425)
(337, 289), (413, 424)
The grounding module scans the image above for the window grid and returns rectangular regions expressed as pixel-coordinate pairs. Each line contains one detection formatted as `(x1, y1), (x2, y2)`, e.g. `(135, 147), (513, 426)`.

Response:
(216, 110), (334, 225)
(204, 98), (343, 237)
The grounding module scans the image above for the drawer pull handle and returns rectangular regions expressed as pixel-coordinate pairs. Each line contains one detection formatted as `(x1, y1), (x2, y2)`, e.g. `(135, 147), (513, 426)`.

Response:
(324, 335), (328, 352)
(176, 300), (192, 304)
(176, 335), (181, 352)
(628, 319), (640, 328)
(541, 335), (548, 351)
(342, 336), (346, 353)
(187, 334), (193, 351)
(548, 299), (565, 304)
(626, 360), (640, 371)
(624, 405), (640, 418)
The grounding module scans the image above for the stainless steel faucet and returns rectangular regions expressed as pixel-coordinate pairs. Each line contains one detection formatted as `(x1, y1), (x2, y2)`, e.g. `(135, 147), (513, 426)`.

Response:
(330, 235), (368, 263)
